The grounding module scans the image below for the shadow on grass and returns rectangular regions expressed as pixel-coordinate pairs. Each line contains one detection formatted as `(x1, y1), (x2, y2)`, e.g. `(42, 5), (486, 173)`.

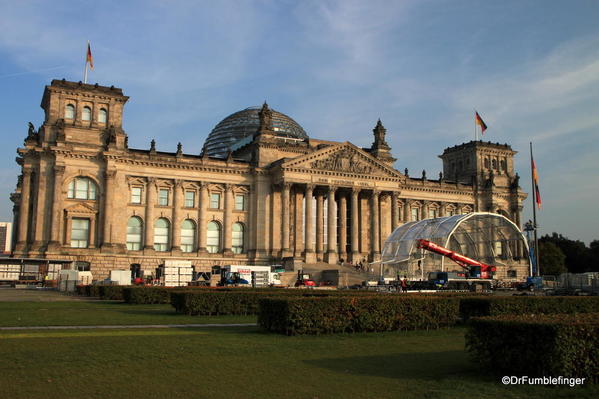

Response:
(304, 350), (479, 381)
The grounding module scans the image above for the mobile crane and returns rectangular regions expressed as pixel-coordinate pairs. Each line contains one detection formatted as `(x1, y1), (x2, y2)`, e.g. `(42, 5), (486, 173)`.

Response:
(416, 239), (497, 291)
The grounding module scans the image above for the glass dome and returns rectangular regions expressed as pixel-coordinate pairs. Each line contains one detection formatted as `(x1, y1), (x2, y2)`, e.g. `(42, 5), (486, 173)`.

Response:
(380, 212), (530, 280)
(202, 106), (309, 158)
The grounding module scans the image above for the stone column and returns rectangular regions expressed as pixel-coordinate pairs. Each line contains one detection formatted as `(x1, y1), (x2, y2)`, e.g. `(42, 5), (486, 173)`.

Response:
(339, 192), (347, 262)
(403, 199), (410, 222)
(32, 164), (48, 251)
(281, 183), (291, 256)
(16, 167), (33, 250)
(102, 169), (117, 248)
(172, 180), (183, 252)
(439, 203), (446, 217)
(294, 188), (304, 257)
(48, 165), (65, 249)
(223, 184), (233, 255)
(420, 201), (428, 221)
(351, 188), (360, 262)
(144, 178), (156, 250)
(391, 192), (399, 231)
(325, 187), (338, 264)
(198, 182), (208, 253)
(371, 190), (381, 260)
(304, 184), (315, 263)
(315, 191), (324, 261)
(88, 217), (96, 248)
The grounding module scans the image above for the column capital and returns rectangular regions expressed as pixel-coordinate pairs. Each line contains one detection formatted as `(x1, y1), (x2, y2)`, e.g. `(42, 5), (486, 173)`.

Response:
(105, 169), (117, 180)
(22, 166), (33, 176)
(225, 183), (234, 193)
(305, 184), (315, 192)
(174, 179), (184, 188)
(283, 182), (292, 191)
(146, 176), (156, 185)
(372, 189), (380, 197)
(351, 187), (361, 196)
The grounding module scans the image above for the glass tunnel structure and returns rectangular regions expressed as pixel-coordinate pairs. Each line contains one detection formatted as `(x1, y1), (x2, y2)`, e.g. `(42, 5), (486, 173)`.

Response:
(380, 212), (531, 280)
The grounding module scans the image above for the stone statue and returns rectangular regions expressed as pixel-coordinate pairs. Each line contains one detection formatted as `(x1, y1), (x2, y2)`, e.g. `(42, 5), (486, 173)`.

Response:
(27, 122), (36, 138)
(258, 102), (273, 131)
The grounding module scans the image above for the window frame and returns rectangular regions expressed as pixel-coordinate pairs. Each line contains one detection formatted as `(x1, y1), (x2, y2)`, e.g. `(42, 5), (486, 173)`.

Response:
(82, 106), (92, 122)
(70, 217), (90, 248)
(158, 189), (170, 206)
(234, 194), (245, 211)
(184, 191), (195, 208)
(232, 222), (244, 254)
(206, 221), (221, 253)
(180, 219), (196, 253)
(65, 104), (75, 119)
(67, 177), (97, 200)
(153, 218), (170, 252)
(98, 108), (107, 123)
(131, 187), (143, 204)
(210, 193), (221, 209)
(126, 216), (143, 251)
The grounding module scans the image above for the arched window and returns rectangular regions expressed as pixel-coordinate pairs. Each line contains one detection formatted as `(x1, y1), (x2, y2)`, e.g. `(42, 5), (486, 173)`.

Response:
(207, 221), (221, 253)
(98, 108), (107, 123)
(181, 219), (196, 253)
(484, 158), (490, 169)
(232, 222), (244, 254)
(65, 104), (75, 119)
(154, 218), (170, 252)
(82, 106), (92, 121)
(126, 217), (143, 250)
(67, 177), (97, 200)
(492, 159), (497, 170)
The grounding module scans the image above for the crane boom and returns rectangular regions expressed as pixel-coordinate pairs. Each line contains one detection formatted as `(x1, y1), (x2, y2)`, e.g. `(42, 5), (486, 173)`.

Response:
(416, 239), (496, 279)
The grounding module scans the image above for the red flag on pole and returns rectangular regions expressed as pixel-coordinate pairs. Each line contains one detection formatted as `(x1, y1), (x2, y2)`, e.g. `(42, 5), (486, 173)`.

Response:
(475, 111), (487, 134)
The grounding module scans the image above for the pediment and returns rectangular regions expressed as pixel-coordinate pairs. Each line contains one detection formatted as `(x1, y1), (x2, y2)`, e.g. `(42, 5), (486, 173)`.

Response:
(65, 202), (97, 214)
(281, 142), (403, 179)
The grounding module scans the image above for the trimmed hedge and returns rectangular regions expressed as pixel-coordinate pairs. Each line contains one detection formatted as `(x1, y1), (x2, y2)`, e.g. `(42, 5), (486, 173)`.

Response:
(466, 313), (598, 381)
(122, 286), (173, 304)
(460, 296), (599, 321)
(259, 296), (460, 335)
(74, 284), (125, 300)
(170, 291), (300, 315)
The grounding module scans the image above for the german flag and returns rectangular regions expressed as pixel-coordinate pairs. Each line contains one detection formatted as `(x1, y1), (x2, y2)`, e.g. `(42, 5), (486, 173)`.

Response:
(475, 111), (487, 134)
(532, 158), (542, 210)
(86, 42), (94, 70)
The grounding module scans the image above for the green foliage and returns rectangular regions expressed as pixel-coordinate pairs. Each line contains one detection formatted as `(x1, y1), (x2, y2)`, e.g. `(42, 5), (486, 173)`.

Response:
(466, 313), (599, 381)
(74, 285), (125, 300)
(259, 296), (460, 335)
(540, 233), (595, 273)
(122, 286), (173, 304)
(539, 241), (567, 275)
(459, 296), (599, 320)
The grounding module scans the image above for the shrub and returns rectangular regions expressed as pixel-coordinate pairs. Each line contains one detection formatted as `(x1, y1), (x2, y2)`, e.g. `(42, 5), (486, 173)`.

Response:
(259, 296), (460, 335)
(98, 285), (125, 300)
(170, 291), (290, 315)
(466, 313), (599, 381)
(460, 296), (599, 321)
(123, 287), (173, 304)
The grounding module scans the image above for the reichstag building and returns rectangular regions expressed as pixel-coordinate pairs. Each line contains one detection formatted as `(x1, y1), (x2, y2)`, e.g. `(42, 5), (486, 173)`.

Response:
(11, 79), (528, 278)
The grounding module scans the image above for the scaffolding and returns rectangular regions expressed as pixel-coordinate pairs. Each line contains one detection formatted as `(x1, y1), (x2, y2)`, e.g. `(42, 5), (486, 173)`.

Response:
(380, 212), (531, 280)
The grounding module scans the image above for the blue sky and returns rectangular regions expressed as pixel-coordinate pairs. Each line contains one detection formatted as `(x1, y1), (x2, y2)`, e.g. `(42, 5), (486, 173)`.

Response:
(0, 0), (598, 244)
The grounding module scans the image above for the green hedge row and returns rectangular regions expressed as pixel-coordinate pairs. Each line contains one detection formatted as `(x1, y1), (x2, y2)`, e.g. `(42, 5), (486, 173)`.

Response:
(258, 296), (460, 335)
(460, 296), (599, 320)
(75, 285), (126, 300)
(170, 291), (308, 315)
(466, 313), (598, 381)
(122, 286), (173, 304)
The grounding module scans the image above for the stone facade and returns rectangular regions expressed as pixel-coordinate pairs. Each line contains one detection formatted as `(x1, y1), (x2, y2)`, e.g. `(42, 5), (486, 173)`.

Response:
(10, 80), (527, 279)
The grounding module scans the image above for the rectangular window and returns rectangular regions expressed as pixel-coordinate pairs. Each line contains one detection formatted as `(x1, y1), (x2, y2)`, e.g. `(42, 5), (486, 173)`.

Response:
(507, 270), (517, 278)
(131, 187), (142, 204)
(429, 208), (437, 219)
(234, 194), (245, 211)
(411, 208), (419, 222)
(70, 218), (90, 248)
(158, 189), (169, 206)
(210, 193), (221, 209)
(184, 191), (195, 208)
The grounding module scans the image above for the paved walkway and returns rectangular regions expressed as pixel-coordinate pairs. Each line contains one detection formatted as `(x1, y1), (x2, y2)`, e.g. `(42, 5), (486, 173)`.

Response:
(0, 323), (257, 331)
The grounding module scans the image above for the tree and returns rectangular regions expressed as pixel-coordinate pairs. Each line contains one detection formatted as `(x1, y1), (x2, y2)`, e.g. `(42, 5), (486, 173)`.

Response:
(539, 233), (593, 273)
(538, 241), (567, 276)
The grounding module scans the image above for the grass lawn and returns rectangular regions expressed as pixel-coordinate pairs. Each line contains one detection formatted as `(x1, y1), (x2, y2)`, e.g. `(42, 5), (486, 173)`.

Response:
(1, 325), (596, 399)
(0, 301), (256, 327)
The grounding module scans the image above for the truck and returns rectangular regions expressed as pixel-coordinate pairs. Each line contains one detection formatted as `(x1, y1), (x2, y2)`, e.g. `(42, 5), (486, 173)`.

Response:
(218, 265), (280, 287)
(416, 239), (496, 291)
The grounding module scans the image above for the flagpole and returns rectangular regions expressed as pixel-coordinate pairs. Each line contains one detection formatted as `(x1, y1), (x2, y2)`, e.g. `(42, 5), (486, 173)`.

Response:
(530, 142), (540, 276)
(84, 41), (89, 84)
(474, 110), (478, 141)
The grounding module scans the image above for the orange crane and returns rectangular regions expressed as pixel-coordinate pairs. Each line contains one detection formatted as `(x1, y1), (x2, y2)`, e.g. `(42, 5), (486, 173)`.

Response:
(416, 239), (497, 279)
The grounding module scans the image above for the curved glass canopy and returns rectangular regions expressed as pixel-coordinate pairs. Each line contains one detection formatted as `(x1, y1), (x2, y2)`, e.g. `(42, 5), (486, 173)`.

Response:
(381, 212), (530, 280)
